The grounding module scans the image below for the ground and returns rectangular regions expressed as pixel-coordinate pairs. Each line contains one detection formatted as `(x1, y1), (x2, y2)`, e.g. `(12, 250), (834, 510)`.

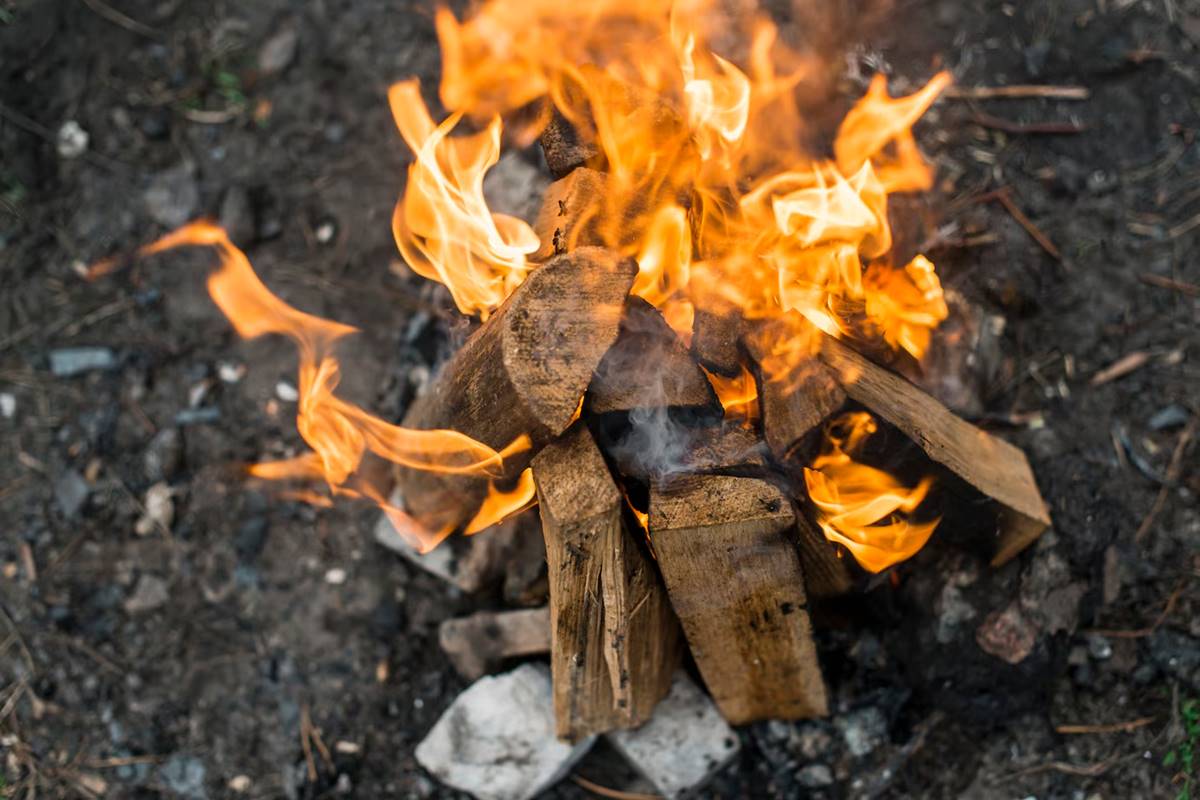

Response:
(1, 0), (1199, 798)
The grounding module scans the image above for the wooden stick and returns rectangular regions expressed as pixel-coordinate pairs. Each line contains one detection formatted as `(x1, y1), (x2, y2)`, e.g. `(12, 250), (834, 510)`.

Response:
(534, 424), (681, 741)
(438, 607), (551, 680)
(649, 474), (828, 723)
(1139, 273), (1200, 297)
(972, 111), (1087, 135)
(394, 248), (637, 533)
(691, 306), (743, 377)
(945, 85), (1090, 100)
(818, 335), (1052, 566)
(588, 297), (719, 415)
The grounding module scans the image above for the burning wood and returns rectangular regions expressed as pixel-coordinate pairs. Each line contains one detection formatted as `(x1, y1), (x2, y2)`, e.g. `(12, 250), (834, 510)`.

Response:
(691, 305), (743, 377)
(394, 248), (637, 533)
(588, 297), (718, 416)
(533, 424), (682, 740)
(649, 474), (828, 723)
(439, 606), (551, 680)
(817, 335), (1051, 566)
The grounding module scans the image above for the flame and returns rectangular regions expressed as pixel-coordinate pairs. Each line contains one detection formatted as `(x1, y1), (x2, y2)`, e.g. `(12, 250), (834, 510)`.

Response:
(388, 80), (539, 319)
(804, 412), (939, 572)
(394, 0), (950, 365)
(464, 468), (537, 535)
(100, 222), (532, 552)
(702, 365), (760, 426)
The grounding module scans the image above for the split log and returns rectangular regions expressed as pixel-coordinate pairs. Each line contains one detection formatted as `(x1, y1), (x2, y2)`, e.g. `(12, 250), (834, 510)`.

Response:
(818, 335), (1051, 565)
(743, 329), (846, 461)
(533, 423), (682, 741)
(791, 509), (855, 599)
(588, 297), (719, 416)
(439, 606), (551, 680)
(649, 474), (828, 723)
(532, 167), (610, 262)
(395, 248), (638, 533)
(691, 306), (743, 377)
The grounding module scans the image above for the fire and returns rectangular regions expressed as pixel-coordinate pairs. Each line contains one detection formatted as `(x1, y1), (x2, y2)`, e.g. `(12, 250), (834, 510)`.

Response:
(95, 222), (532, 552)
(396, 0), (950, 374)
(702, 365), (760, 426)
(803, 412), (939, 572)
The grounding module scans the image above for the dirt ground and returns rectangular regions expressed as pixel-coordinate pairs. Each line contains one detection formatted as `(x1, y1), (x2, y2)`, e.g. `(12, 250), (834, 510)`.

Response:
(2, 0), (1199, 798)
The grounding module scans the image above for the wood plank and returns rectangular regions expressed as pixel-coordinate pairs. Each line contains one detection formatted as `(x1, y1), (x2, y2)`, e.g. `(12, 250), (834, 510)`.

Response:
(394, 248), (637, 533)
(649, 474), (828, 723)
(438, 607), (551, 680)
(818, 335), (1051, 565)
(534, 424), (681, 741)
(691, 306), (742, 377)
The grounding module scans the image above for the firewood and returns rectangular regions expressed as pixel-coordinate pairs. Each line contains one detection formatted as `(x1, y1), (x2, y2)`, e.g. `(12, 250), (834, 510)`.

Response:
(588, 297), (719, 416)
(691, 306), (742, 377)
(649, 474), (829, 723)
(743, 330), (847, 461)
(540, 105), (604, 180)
(533, 423), (681, 741)
(395, 248), (638, 533)
(439, 606), (551, 680)
(532, 167), (610, 262)
(791, 509), (855, 598)
(818, 335), (1052, 565)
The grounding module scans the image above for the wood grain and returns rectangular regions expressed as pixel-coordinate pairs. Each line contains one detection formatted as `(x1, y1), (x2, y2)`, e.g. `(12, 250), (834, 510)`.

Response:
(394, 248), (637, 533)
(649, 474), (829, 723)
(534, 424), (681, 740)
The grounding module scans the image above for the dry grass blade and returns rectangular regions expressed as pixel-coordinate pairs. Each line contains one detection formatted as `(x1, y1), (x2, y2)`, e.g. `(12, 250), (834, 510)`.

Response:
(571, 774), (663, 800)
(1090, 351), (1151, 386)
(1135, 417), (1198, 542)
(946, 85), (1090, 100)
(79, 0), (161, 39)
(1139, 274), (1200, 296)
(1089, 580), (1188, 638)
(1055, 716), (1156, 734)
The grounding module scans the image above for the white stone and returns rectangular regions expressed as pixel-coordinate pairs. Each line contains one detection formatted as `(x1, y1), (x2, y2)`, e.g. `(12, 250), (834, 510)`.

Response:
(607, 673), (740, 799)
(275, 381), (299, 402)
(324, 567), (347, 585)
(415, 664), (591, 800)
(56, 121), (89, 159)
(0, 393), (14, 419)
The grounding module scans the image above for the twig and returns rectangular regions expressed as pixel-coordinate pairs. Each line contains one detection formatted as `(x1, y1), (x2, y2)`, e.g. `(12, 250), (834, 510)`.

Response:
(946, 85), (1090, 100)
(83, 755), (168, 768)
(1139, 274), (1200, 297)
(1168, 212), (1200, 240)
(1089, 580), (1188, 638)
(1090, 350), (1151, 386)
(0, 605), (35, 675)
(974, 187), (1063, 261)
(78, 0), (161, 39)
(300, 705), (318, 783)
(972, 111), (1087, 135)
(1055, 717), (1156, 734)
(1135, 417), (1198, 542)
(571, 775), (662, 800)
(1011, 756), (1119, 777)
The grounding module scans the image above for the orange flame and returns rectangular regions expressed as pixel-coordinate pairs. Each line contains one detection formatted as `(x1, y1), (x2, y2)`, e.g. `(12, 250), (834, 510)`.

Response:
(702, 365), (760, 426)
(804, 412), (939, 572)
(100, 222), (533, 552)
(464, 468), (537, 535)
(393, 0), (950, 367)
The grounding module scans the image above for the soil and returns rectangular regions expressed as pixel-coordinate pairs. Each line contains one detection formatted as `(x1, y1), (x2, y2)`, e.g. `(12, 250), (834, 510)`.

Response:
(2, 0), (1198, 798)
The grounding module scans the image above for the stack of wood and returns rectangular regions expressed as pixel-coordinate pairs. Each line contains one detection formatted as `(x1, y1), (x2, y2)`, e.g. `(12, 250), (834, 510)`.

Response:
(393, 90), (1052, 741)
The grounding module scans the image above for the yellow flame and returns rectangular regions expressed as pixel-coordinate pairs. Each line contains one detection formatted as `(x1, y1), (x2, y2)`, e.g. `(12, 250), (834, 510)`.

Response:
(464, 468), (537, 535)
(104, 222), (532, 552)
(804, 412), (939, 572)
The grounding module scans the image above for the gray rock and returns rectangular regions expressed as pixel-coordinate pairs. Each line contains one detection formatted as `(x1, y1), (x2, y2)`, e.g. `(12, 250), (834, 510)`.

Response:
(56, 120), (89, 159)
(796, 764), (834, 788)
(1150, 629), (1200, 684)
(257, 25), (299, 75)
(143, 427), (183, 482)
(607, 673), (740, 799)
(935, 584), (977, 644)
(218, 186), (255, 247)
(144, 164), (199, 228)
(834, 706), (889, 758)
(975, 602), (1038, 665)
(415, 664), (592, 800)
(1086, 634), (1113, 661)
(124, 575), (170, 613)
(49, 347), (116, 377)
(482, 151), (550, 224)
(1149, 404), (1190, 431)
(159, 755), (207, 800)
(54, 469), (90, 518)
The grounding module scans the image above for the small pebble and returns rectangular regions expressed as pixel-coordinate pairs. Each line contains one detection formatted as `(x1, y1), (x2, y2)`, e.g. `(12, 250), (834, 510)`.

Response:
(229, 775), (251, 792)
(275, 381), (300, 402)
(796, 764), (834, 788)
(1148, 405), (1190, 431)
(56, 120), (89, 159)
(325, 567), (347, 585)
(49, 347), (116, 377)
(334, 740), (360, 755)
(1086, 634), (1113, 661)
(315, 220), (336, 244)
(0, 392), (14, 418)
(218, 362), (246, 384)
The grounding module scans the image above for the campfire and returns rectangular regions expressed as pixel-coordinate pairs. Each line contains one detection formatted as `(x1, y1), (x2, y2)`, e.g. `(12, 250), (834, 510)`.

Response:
(95, 0), (1053, 792)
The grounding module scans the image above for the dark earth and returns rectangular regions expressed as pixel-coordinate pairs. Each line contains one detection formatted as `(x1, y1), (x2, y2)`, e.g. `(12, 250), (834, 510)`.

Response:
(2, 0), (1199, 797)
